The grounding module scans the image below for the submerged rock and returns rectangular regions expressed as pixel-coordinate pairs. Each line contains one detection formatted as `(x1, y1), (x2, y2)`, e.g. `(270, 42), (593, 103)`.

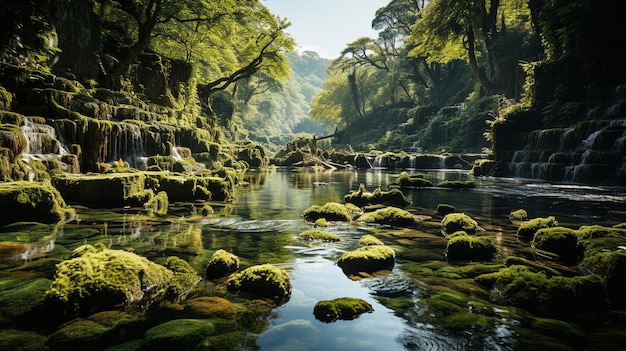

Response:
(392, 172), (434, 188)
(313, 297), (373, 323)
(226, 264), (292, 304)
(0, 181), (75, 225)
(298, 229), (340, 242)
(337, 245), (395, 275)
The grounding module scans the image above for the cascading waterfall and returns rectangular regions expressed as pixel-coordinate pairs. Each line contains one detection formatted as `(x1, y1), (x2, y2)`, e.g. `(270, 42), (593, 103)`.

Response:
(21, 117), (78, 176)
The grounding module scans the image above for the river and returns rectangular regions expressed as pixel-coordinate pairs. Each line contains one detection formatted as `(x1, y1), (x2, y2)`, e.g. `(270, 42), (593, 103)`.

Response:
(1, 168), (625, 350)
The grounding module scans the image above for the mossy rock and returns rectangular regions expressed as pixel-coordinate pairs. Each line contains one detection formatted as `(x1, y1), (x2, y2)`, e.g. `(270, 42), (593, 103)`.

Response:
(52, 173), (153, 207)
(337, 245), (395, 275)
(0, 329), (47, 351)
(303, 202), (352, 222)
(475, 265), (606, 315)
(436, 203), (456, 215)
(504, 256), (560, 276)
(358, 234), (384, 246)
(441, 213), (482, 235)
(445, 233), (497, 261)
(0, 181), (75, 225)
(205, 249), (240, 280)
(45, 245), (196, 316)
(517, 216), (558, 240)
(182, 296), (238, 319)
(436, 180), (475, 188)
(299, 229), (340, 242)
(392, 172), (433, 188)
(313, 218), (328, 227)
(139, 319), (215, 351)
(313, 297), (373, 323)
(344, 183), (411, 208)
(470, 159), (497, 176)
(532, 227), (580, 263)
(576, 224), (626, 259)
(580, 250), (626, 308)
(0, 277), (52, 325)
(509, 209), (528, 222)
(357, 206), (420, 227)
(226, 264), (292, 303)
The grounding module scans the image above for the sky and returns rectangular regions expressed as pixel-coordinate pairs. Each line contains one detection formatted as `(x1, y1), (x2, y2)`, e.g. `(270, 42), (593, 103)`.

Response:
(263, 0), (389, 59)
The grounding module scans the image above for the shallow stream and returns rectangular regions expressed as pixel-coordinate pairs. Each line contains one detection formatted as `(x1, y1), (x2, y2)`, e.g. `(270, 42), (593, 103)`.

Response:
(1, 169), (625, 350)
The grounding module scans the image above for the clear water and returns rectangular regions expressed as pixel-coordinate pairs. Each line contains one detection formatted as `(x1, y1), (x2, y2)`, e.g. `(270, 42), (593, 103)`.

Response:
(1, 169), (625, 350)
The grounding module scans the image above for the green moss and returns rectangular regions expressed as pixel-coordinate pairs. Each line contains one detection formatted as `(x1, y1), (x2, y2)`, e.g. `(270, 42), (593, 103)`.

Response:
(45, 245), (183, 316)
(532, 318), (586, 344)
(344, 183), (411, 207)
(299, 229), (340, 242)
(437, 203), (456, 215)
(441, 213), (482, 235)
(475, 265), (606, 315)
(392, 172), (433, 188)
(141, 319), (215, 350)
(0, 181), (75, 225)
(532, 227), (579, 262)
(337, 245), (395, 275)
(445, 234), (497, 261)
(144, 191), (168, 216)
(205, 249), (240, 280)
(580, 250), (626, 308)
(313, 297), (373, 323)
(313, 218), (328, 227)
(359, 234), (384, 246)
(509, 209), (528, 221)
(517, 216), (558, 240)
(504, 256), (560, 276)
(226, 264), (292, 303)
(303, 202), (352, 222)
(357, 206), (420, 227)
(52, 173), (152, 206)
(183, 297), (238, 319)
(0, 277), (51, 324)
(576, 225), (626, 259)
(0, 329), (47, 351)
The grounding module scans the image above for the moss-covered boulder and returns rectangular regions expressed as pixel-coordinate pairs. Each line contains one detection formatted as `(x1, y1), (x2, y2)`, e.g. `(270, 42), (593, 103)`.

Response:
(303, 202), (352, 222)
(337, 245), (395, 275)
(226, 264), (292, 303)
(358, 234), (384, 246)
(517, 216), (558, 240)
(313, 297), (373, 323)
(441, 213), (482, 235)
(139, 319), (215, 351)
(446, 233), (497, 261)
(532, 227), (579, 262)
(45, 244), (198, 316)
(52, 173), (153, 206)
(357, 206), (420, 227)
(475, 265), (606, 315)
(580, 250), (626, 308)
(144, 191), (168, 216)
(436, 203), (456, 215)
(392, 172), (433, 188)
(0, 329), (47, 351)
(299, 229), (340, 242)
(205, 249), (240, 280)
(0, 181), (75, 225)
(344, 183), (411, 207)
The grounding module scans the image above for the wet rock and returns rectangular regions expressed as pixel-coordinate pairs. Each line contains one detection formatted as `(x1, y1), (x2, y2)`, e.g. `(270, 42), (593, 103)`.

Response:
(509, 209), (528, 222)
(205, 249), (240, 280)
(139, 319), (215, 351)
(298, 229), (340, 242)
(441, 213), (482, 236)
(392, 171), (433, 188)
(227, 264), (292, 304)
(313, 297), (373, 323)
(532, 227), (579, 262)
(303, 202), (353, 222)
(52, 173), (153, 206)
(516, 216), (558, 240)
(337, 245), (395, 275)
(437, 203), (456, 215)
(357, 206), (420, 227)
(445, 232), (497, 261)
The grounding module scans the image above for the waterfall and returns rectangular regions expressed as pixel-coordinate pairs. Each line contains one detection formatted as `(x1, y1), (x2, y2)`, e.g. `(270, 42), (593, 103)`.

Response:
(373, 154), (387, 168)
(21, 117), (78, 174)
(170, 145), (183, 161)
